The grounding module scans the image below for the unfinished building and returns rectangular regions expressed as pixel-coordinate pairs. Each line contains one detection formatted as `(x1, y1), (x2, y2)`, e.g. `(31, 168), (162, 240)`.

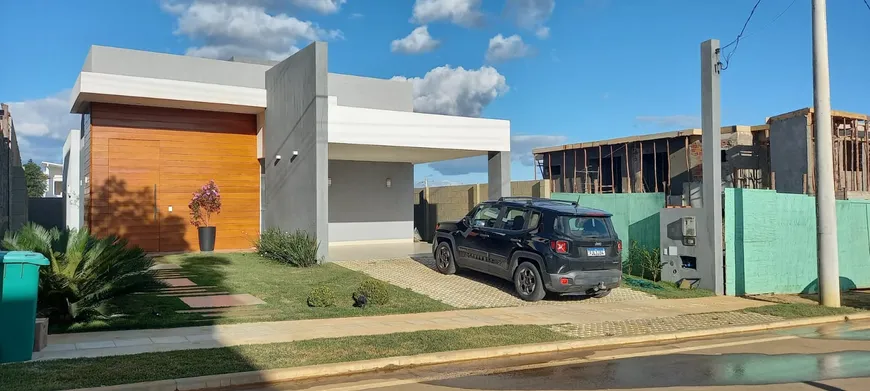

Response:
(768, 108), (869, 198)
(532, 125), (770, 203)
(533, 107), (870, 203)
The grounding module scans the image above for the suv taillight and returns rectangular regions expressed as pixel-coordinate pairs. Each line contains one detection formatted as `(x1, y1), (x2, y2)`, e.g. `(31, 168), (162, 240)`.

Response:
(436, 223), (440, 230)
(617, 240), (623, 254)
(550, 240), (569, 254)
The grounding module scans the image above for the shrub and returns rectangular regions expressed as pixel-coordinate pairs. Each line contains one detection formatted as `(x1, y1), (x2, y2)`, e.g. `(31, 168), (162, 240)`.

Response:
(307, 286), (337, 307)
(255, 228), (321, 267)
(625, 240), (663, 282)
(353, 279), (391, 305)
(2, 223), (164, 323)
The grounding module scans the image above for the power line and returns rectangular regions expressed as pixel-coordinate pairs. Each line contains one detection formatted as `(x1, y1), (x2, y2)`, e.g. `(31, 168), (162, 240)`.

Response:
(719, 0), (763, 71)
(742, 0), (797, 40)
(863, 0), (870, 11)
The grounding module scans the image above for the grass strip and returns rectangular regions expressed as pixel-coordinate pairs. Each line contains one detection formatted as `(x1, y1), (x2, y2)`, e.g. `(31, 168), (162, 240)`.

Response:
(0, 325), (569, 391)
(743, 303), (863, 319)
(622, 275), (716, 299)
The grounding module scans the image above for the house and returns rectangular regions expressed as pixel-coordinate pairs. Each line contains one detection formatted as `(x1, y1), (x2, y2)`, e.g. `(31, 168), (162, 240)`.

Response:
(533, 108), (869, 203)
(40, 162), (64, 198)
(66, 43), (511, 257)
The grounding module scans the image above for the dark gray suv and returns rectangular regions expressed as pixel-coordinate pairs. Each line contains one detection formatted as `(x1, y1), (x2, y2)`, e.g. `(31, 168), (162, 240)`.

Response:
(432, 197), (622, 302)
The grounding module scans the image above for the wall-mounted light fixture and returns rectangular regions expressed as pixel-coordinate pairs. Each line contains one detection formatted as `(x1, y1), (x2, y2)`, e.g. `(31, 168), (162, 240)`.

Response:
(386, 178), (392, 188)
(291, 150), (299, 162)
(328, 177), (332, 187)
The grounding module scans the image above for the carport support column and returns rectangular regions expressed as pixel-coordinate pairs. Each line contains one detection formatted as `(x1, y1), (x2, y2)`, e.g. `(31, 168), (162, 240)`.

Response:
(488, 151), (511, 201)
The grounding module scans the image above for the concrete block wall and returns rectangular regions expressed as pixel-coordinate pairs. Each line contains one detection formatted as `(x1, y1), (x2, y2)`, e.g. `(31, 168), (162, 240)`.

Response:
(725, 188), (870, 295)
(414, 179), (549, 241)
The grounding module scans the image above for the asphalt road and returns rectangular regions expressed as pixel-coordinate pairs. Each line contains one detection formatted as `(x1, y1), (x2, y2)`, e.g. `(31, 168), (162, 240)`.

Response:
(246, 319), (870, 391)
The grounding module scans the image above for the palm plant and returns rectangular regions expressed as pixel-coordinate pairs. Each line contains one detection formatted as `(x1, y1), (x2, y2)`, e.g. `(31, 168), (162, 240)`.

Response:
(2, 223), (164, 322)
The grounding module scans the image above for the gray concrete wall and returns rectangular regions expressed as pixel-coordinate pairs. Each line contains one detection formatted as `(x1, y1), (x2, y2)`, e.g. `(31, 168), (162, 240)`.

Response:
(264, 42), (330, 258)
(327, 73), (413, 112)
(769, 115), (810, 194)
(328, 160), (413, 242)
(85, 45), (272, 89)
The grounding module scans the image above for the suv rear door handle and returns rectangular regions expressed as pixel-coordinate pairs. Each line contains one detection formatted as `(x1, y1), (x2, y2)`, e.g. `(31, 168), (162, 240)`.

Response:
(510, 238), (521, 243)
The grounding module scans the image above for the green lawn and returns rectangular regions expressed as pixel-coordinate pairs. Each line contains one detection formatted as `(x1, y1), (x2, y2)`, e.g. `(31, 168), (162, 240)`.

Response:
(56, 253), (452, 333)
(622, 274), (716, 299)
(744, 303), (864, 319)
(0, 325), (569, 391)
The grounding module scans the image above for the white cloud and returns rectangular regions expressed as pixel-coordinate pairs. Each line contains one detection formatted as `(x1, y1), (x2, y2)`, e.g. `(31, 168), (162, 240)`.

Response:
(290, 0), (345, 14)
(485, 34), (533, 63)
(162, 0), (342, 61)
(428, 135), (567, 175)
(411, 0), (483, 27)
(349, 12), (364, 19)
(504, 0), (554, 38)
(392, 65), (560, 176)
(7, 90), (78, 163)
(165, 0), (346, 14)
(391, 26), (441, 54)
(392, 65), (508, 118)
(635, 115), (700, 129)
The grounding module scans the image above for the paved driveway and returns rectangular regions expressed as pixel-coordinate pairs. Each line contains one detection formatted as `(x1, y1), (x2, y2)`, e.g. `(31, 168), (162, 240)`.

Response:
(338, 255), (656, 308)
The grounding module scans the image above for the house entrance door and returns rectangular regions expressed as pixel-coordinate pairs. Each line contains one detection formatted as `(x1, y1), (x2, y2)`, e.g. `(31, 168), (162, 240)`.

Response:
(94, 139), (161, 252)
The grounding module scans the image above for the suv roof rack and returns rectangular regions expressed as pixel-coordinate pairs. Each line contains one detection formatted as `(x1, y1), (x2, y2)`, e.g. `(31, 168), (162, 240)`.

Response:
(497, 196), (578, 206)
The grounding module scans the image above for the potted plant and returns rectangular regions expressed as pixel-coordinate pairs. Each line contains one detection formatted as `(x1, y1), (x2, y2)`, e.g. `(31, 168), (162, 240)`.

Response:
(189, 180), (222, 251)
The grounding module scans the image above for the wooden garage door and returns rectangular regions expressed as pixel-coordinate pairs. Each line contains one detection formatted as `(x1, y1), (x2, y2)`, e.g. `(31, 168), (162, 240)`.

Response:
(89, 103), (259, 253)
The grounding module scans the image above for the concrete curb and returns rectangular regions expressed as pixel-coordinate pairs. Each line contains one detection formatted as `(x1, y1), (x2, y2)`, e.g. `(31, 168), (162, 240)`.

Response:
(69, 312), (870, 391)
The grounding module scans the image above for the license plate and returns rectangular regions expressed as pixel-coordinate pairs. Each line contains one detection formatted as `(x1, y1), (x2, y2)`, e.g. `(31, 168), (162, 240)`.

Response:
(586, 247), (606, 257)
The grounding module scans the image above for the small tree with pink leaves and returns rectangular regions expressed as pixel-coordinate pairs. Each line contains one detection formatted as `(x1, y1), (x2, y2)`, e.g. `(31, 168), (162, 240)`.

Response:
(189, 180), (222, 227)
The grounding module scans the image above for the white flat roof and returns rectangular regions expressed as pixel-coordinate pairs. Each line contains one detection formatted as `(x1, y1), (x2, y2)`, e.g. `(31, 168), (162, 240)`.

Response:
(328, 99), (510, 158)
(70, 45), (511, 161)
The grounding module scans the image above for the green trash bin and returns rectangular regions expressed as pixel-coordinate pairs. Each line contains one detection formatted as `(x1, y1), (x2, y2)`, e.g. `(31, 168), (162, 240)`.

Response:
(0, 251), (50, 363)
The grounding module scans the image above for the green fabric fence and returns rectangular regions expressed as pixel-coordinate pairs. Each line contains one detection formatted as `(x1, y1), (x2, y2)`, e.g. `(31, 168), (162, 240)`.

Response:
(551, 193), (665, 263)
(725, 188), (870, 295)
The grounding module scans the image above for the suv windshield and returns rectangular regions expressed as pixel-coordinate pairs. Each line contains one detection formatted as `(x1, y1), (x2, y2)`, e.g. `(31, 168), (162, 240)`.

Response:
(555, 216), (612, 239)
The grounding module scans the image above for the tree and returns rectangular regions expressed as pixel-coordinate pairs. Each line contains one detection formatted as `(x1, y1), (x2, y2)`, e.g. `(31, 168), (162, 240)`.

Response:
(23, 159), (47, 197)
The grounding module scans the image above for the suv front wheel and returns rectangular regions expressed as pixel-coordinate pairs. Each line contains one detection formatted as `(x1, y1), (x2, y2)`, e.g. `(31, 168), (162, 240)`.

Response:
(434, 242), (457, 275)
(514, 262), (546, 302)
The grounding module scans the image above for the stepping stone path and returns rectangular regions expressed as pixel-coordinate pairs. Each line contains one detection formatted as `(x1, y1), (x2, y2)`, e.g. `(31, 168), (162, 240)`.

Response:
(147, 263), (268, 317)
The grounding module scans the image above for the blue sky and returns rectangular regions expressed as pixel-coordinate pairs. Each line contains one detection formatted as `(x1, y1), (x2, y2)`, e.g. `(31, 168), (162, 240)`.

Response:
(3, 0), (869, 186)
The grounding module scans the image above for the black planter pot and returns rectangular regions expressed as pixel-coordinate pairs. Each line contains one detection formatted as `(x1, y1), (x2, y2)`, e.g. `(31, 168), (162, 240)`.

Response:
(198, 226), (216, 252)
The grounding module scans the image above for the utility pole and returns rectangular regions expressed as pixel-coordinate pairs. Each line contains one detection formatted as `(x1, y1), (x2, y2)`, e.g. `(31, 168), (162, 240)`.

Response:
(700, 39), (725, 295)
(811, 0), (840, 307)
(701, 39), (724, 295)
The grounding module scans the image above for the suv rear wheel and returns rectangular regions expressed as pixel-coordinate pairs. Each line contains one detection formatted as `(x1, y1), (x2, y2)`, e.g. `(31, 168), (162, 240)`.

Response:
(514, 262), (546, 302)
(434, 242), (457, 275)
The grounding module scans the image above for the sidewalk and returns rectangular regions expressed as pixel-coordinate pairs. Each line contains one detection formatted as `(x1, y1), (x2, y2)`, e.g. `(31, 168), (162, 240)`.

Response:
(35, 296), (767, 361)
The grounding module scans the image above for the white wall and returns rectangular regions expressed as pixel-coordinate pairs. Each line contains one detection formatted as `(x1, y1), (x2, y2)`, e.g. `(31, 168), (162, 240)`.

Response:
(62, 129), (82, 230)
(328, 160), (414, 243)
